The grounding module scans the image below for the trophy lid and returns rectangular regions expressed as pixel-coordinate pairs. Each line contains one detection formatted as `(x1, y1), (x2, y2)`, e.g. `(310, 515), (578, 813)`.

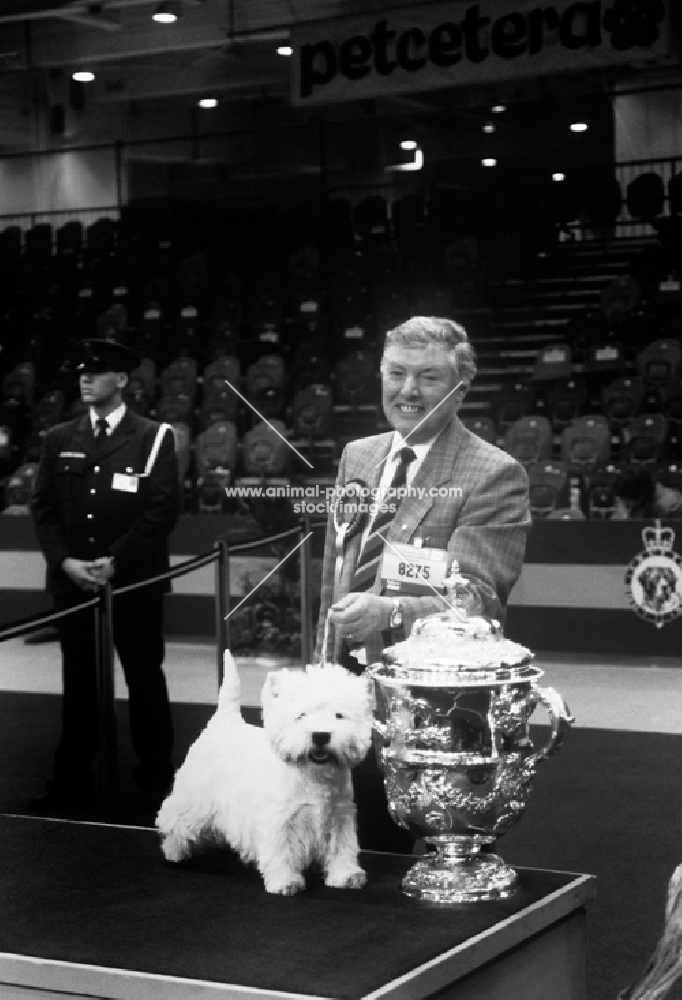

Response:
(374, 564), (537, 687)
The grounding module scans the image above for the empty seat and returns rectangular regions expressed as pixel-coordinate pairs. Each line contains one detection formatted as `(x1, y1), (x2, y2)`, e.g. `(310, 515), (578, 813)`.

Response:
(161, 357), (197, 403)
(293, 384), (333, 439)
(561, 414), (611, 471)
(623, 413), (668, 467)
(636, 339), (682, 385)
(546, 379), (588, 431)
(241, 420), (290, 477)
(531, 343), (572, 383)
(602, 376), (645, 428)
(503, 415), (553, 467)
(528, 460), (569, 518)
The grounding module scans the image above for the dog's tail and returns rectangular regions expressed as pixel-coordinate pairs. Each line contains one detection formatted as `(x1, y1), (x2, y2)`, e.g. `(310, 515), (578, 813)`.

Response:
(217, 649), (242, 717)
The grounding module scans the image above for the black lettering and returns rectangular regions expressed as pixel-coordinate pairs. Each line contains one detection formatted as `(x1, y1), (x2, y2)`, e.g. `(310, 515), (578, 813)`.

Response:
(559, 1), (602, 50)
(338, 35), (373, 80)
(463, 4), (491, 63)
(370, 18), (397, 76)
(396, 26), (427, 71)
(491, 12), (528, 58)
(299, 40), (337, 99)
(428, 23), (463, 67)
(527, 7), (561, 55)
(398, 561), (406, 576)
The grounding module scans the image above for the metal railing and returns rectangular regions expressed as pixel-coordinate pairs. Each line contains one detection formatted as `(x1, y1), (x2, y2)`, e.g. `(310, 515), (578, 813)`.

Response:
(0, 519), (319, 820)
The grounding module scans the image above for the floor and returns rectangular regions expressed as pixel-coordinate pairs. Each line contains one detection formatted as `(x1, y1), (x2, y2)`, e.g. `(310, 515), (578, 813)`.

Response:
(2, 636), (680, 733)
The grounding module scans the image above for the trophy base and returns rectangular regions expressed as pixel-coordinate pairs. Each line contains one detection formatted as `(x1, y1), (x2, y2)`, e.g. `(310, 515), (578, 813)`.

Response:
(402, 835), (517, 903)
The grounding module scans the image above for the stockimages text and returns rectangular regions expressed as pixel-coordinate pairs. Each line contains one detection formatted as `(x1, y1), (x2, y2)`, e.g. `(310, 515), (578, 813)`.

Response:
(225, 483), (463, 515)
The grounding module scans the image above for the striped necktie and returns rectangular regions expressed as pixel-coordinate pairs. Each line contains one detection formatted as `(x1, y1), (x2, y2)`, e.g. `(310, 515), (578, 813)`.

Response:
(350, 446), (416, 593)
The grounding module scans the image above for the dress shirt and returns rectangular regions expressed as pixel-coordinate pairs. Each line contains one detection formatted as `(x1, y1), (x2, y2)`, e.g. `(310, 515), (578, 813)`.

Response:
(89, 403), (126, 436)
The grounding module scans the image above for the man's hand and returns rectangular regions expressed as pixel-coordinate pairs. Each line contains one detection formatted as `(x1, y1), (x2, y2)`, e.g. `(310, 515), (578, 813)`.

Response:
(89, 557), (116, 586)
(61, 557), (102, 592)
(329, 593), (393, 643)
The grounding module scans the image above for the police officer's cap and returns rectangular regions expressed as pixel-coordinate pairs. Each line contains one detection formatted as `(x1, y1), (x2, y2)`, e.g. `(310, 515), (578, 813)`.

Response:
(76, 339), (141, 375)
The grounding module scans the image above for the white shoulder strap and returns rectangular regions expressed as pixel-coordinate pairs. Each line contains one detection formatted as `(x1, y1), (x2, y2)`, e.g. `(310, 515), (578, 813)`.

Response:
(142, 423), (173, 477)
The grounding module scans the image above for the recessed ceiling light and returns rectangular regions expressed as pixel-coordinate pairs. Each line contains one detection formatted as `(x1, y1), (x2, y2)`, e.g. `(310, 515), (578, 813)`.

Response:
(482, 123), (495, 134)
(570, 122), (588, 132)
(400, 139), (417, 150)
(72, 71), (95, 82)
(552, 172), (566, 182)
(198, 98), (218, 109)
(153, 2), (180, 23)
(491, 104), (506, 114)
(482, 157), (497, 167)
(277, 45), (293, 57)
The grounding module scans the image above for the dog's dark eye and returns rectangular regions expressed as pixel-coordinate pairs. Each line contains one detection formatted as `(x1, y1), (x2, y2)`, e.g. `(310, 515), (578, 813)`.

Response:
(335, 713), (346, 720)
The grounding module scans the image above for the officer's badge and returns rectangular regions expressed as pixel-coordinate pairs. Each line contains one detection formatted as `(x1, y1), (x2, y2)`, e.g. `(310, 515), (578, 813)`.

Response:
(625, 520), (682, 629)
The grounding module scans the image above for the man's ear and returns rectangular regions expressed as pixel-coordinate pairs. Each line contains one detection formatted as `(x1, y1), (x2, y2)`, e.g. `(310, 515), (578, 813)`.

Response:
(117, 372), (129, 390)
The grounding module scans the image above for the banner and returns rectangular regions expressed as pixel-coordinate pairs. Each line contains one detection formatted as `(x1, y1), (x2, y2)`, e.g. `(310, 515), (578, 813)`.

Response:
(291, 0), (676, 106)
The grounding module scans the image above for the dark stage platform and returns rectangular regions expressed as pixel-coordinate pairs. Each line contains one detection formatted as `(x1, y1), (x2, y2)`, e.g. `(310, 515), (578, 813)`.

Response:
(0, 814), (594, 1000)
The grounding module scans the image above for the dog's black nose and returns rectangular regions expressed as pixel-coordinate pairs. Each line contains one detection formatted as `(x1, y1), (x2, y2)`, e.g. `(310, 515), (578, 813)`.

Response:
(312, 732), (331, 748)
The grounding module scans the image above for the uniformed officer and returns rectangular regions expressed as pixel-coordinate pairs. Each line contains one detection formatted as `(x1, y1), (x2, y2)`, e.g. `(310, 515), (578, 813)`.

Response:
(31, 338), (180, 813)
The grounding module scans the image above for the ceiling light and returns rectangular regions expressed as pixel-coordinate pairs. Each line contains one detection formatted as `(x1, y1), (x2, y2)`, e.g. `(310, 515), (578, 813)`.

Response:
(552, 172), (566, 182)
(400, 139), (417, 151)
(72, 71), (95, 82)
(570, 122), (588, 132)
(482, 158), (497, 167)
(482, 123), (495, 134)
(153, 2), (180, 23)
(277, 45), (293, 56)
(491, 104), (506, 114)
(198, 98), (218, 109)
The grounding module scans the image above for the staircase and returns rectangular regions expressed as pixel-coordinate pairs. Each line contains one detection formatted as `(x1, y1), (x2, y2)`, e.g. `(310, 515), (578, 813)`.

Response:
(459, 236), (658, 420)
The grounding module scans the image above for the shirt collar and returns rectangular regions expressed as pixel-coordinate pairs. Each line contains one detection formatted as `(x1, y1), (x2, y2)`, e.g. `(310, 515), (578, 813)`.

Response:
(90, 402), (126, 434)
(390, 431), (439, 466)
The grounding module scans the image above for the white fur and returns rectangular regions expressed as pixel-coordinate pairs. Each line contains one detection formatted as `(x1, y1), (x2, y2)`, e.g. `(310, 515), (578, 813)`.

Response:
(156, 651), (373, 895)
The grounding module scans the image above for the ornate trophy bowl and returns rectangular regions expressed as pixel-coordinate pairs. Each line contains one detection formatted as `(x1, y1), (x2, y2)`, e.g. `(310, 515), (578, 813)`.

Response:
(368, 603), (574, 904)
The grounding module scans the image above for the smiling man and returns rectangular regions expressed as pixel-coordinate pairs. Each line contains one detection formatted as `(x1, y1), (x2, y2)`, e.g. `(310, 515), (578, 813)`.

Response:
(31, 338), (179, 815)
(314, 316), (530, 850)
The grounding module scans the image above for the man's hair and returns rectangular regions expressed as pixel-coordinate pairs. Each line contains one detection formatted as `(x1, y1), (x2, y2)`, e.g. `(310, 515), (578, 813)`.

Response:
(381, 316), (477, 387)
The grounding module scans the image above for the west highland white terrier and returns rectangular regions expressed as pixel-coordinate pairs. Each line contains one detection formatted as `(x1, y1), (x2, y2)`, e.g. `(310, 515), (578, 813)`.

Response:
(156, 651), (373, 895)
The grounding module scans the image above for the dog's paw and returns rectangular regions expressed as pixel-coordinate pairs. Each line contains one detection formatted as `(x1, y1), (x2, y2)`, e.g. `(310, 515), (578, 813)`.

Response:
(160, 836), (191, 863)
(325, 867), (367, 889)
(264, 874), (306, 896)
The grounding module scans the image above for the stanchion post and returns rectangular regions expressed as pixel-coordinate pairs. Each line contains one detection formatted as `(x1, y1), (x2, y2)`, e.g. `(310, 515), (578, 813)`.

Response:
(94, 582), (118, 821)
(299, 518), (313, 665)
(215, 537), (230, 689)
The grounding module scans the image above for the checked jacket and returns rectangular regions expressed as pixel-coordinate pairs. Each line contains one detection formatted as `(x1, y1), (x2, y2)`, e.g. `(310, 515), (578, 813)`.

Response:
(315, 416), (531, 666)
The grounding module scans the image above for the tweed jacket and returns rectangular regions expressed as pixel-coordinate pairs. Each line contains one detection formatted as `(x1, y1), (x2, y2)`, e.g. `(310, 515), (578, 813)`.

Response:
(315, 416), (531, 666)
(31, 408), (179, 598)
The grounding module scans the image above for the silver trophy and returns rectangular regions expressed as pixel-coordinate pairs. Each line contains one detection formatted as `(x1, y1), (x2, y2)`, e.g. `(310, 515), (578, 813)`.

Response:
(367, 566), (574, 903)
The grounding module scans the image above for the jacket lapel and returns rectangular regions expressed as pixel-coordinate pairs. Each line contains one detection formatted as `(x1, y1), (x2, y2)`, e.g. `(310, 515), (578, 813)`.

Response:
(70, 413), (99, 461)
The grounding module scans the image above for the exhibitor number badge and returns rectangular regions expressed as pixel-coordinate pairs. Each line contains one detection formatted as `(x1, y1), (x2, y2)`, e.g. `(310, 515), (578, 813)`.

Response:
(381, 543), (448, 596)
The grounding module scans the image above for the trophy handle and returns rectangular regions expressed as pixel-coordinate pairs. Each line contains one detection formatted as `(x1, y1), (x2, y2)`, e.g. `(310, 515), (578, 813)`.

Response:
(528, 685), (575, 765)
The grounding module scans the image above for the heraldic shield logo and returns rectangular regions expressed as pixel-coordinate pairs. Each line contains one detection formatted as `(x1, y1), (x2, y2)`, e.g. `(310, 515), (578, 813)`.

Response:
(625, 521), (682, 628)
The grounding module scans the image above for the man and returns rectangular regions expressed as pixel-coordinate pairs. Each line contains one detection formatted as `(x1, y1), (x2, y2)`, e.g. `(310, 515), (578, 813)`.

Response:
(31, 338), (180, 813)
(315, 316), (530, 850)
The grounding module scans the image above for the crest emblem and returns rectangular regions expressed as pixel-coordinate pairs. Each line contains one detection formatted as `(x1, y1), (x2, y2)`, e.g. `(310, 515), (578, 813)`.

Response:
(625, 521), (682, 628)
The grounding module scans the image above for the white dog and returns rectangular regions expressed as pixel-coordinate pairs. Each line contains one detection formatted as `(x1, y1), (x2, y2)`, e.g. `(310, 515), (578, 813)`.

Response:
(156, 651), (373, 895)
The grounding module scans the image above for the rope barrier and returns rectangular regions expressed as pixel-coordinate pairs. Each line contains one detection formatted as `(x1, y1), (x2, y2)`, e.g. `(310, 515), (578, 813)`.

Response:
(0, 520), (327, 643)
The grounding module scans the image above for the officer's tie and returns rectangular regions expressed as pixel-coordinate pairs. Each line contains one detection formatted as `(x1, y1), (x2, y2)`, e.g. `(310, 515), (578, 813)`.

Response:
(350, 446), (416, 593)
(95, 417), (109, 445)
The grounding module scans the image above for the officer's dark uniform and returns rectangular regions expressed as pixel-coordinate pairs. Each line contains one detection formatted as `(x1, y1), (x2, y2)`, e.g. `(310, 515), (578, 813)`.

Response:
(31, 340), (180, 808)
